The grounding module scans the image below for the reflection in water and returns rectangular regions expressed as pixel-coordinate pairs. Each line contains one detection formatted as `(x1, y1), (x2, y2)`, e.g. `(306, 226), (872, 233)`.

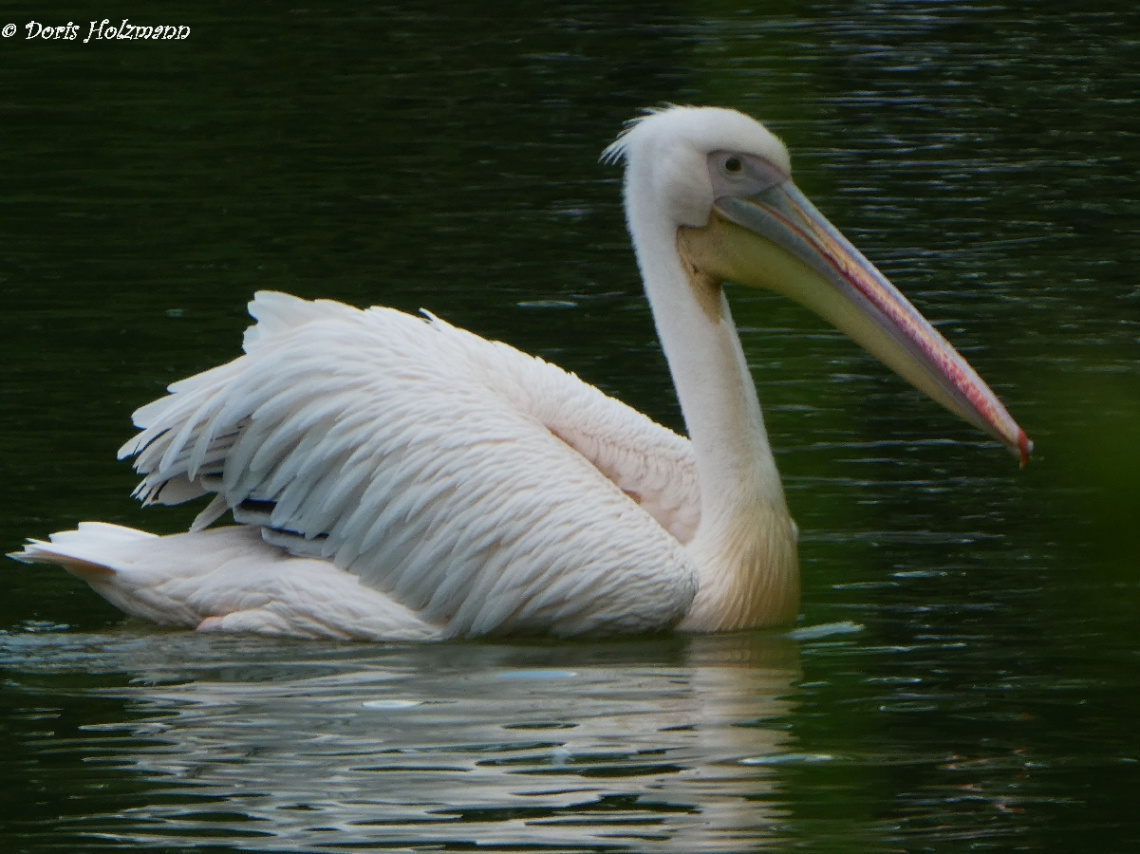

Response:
(17, 631), (806, 852)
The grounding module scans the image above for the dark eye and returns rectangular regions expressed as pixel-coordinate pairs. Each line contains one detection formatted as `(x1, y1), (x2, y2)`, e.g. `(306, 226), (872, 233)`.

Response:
(724, 156), (743, 175)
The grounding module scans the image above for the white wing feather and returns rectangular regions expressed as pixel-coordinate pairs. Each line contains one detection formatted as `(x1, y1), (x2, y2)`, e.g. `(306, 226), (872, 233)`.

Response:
(119, 292), (702, 638)
(13, 523), (441, 641)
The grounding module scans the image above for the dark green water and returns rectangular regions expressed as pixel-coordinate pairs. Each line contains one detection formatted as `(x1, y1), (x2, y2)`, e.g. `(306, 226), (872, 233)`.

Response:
(2, 2), (1137, 851)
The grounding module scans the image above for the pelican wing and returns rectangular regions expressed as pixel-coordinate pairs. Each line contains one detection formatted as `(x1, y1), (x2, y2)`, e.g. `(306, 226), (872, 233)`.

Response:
(411, 310), (702, 544)
(119, 292), (700, 637)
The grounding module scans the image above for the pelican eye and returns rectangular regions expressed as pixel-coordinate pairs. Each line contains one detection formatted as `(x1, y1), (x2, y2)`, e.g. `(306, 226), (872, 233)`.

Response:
(707, 151), (787, 199)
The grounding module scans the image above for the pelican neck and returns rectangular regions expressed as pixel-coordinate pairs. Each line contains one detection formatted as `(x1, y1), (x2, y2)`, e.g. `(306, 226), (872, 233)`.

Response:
(629, 214), (789, 525)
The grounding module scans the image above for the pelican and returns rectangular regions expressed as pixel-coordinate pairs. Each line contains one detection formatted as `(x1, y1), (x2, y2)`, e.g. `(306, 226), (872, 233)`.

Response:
(11, 106), (1030, 641)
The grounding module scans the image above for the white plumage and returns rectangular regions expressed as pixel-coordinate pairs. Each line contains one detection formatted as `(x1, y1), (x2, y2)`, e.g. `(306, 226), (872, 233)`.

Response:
(122, 293), (701, 638)
(11, 106), (1028, 640)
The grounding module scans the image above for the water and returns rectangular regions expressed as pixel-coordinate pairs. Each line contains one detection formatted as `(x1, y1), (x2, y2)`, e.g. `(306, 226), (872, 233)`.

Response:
(2, 1), (1138, 851)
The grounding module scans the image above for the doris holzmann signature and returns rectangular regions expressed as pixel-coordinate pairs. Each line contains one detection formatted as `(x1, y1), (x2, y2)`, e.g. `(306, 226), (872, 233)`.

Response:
(3, 20), (191, 42)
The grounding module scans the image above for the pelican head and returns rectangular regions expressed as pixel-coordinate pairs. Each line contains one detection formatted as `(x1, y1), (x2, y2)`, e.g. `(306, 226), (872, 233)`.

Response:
(605, 105), (1031, 465)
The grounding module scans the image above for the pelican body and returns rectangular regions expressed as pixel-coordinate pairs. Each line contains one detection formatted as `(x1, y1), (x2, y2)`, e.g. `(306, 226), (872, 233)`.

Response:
(11, 107), (1030, 641)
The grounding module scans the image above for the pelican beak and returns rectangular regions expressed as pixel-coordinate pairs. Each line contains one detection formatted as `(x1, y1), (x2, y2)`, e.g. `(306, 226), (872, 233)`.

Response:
(680, 180), (1031, 465)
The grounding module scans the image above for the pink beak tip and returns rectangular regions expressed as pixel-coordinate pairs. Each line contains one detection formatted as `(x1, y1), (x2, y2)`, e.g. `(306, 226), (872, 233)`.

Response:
(1017, 428), (1033, 468)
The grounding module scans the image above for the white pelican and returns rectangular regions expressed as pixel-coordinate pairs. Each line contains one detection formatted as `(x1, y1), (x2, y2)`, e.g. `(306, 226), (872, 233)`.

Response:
(11, 106), (1030, 641)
